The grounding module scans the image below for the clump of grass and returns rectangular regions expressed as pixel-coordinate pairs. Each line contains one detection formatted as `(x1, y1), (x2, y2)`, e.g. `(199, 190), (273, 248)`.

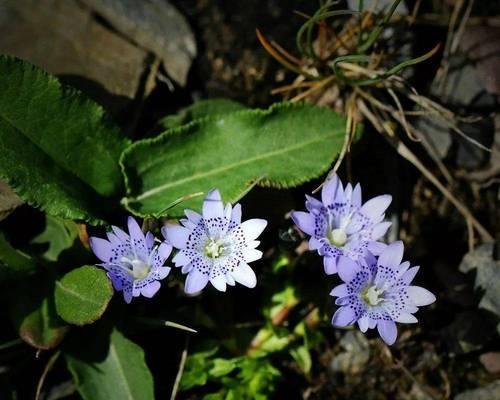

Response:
(258, 0), (493, 244)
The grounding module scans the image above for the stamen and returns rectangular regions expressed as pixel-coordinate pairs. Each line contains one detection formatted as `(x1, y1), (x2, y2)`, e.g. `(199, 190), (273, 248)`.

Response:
(328, 228), (348, 247)
(120, 256), (151, 280)
(362, 285), (385, 306)
(205, 239), (225, 259)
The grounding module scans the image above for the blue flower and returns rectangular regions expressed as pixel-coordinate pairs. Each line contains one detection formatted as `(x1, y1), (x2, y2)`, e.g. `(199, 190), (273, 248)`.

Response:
(291, 175), (392, 274)
(89, 217), (172, 303)
(162, 189), (267, 294)
(330, 242), (436, 345)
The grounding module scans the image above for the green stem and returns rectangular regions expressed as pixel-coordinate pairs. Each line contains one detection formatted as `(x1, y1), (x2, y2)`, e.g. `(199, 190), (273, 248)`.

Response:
(358, 0), (403, 53)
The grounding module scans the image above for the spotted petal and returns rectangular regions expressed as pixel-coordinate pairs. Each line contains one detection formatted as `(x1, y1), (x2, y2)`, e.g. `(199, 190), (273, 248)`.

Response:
(203, 189), (224, 219)
(377, 319), (397, 345)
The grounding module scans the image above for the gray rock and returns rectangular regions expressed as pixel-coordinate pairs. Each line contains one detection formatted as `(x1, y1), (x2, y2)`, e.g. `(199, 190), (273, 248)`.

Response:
(80, 0), (196, 86)
(455, 380), (500, 400)
(330, 331), (370, 374)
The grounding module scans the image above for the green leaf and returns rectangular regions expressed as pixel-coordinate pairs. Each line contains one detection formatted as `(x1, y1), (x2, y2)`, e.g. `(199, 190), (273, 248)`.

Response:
(31, 215), (79, 261)
(121, 102), (347, 217)
(55, 266), (113, 325)
(0, 56), (130, 224)
(65, 327), (154, 400)
(290, 345), (312, 375)
(8, 276), (69, 350)
(180, 347), (218, 391)
(209, 358), (239, 378)
(161, 98), (246, 130)
(0, 231), (37, 281)
(237, 358), (281, 399)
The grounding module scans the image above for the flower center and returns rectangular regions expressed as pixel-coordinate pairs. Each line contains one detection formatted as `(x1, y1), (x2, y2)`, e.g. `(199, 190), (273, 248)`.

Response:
(121, 256), (151, 280)
(205, 239), (225, 259)
(327, 228), (348, 247)
(362, 285), (385, 306)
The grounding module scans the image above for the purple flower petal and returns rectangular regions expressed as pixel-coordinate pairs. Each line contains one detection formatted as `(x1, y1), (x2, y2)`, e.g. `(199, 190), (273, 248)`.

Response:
(225, 273), (236, 286)
(360, 194), (392, 220)
(112, 226), (129, 241)
(395, 313), (418, 323)
(162, 224), (190, 249)
(145, 232), (155, 251)
(152, 266), (171, 280)
(185, 209), (202, 224)
(241, 219), (267, 241)
(337, 255), (362, 282)
(182, 263), (193, 274)
(154, 242), (173, 266)
(377, 319), (397, 345)
(243, 249), (263, 263)
(371, 221), (392, 240)
(173, 250), (191, 267)
(331, 306), (356, 327)
(185, 269), (209, 294)
(309, 237), (322, 250)
(351, 183), (362, 207)
(407, 286), (436, 306)
(322, 175), (343, 206)
(123, 286), (133, 304)
(210, 274), (227, 292)
(291, 211), (316, 236)
(323, 256), (338, 275)
(377, 241), (404, 268)
(367, 241), (387, 255)
(127, 216), (145, 243)
(400, 266), (419, 284)
(305, 194), (323, 212)
(141, 281), (161, 298)
(89, 237), (112, 262)
(203, 189), (224, 219)
(330, 283), (348, 297)
(231, 203), (242, 225)
(358, 316), (369, 332)
(231, 262), (257, 288)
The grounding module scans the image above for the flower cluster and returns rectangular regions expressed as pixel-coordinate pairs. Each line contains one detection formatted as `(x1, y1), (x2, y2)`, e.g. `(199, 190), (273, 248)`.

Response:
(292, 175), (435, 345)
(89, 189), (266, 302)
(89, 175), (435, 346)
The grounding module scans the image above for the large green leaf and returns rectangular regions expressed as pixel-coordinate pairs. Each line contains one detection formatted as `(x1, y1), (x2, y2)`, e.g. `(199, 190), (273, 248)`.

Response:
(121, 102), (346, 216)
(55, 265), (113, 326)
(65, 327), (155, 400)
(0, 56), (130, 224)
(160, 98), (246, 130)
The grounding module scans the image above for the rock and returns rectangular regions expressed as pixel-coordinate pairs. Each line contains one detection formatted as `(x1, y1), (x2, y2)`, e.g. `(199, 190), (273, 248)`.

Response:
(414, 116), (452, 159)
(467, 114), (500, 183)
(80, 0), (196, 86)
(460, 27), (500, 96)
(455, 380), (500, 400)
(480, 352), (500, 374)
(347, 0), (408, 14)
(330, 331), (370, 374)
(0, 0), (149, 115)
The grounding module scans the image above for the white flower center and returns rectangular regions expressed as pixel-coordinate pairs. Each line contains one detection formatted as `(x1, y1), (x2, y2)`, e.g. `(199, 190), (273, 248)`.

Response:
(205, 239), (225, 259)
(362, 285), (385, 306)
(121, 256), (151, 280)
(328, 228), (348, 247)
